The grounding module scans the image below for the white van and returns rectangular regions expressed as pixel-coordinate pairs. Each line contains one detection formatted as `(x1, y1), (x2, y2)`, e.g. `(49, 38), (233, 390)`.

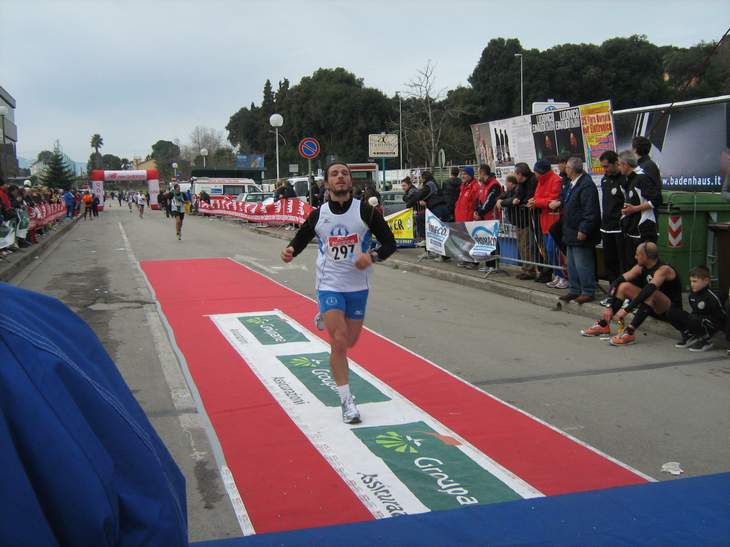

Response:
(192, 178), (261, 196)
(287, 176), (323, 198)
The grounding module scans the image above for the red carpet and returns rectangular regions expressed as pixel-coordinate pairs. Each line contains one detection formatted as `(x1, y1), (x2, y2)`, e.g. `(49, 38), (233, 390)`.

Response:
(141, 257), (647, 534)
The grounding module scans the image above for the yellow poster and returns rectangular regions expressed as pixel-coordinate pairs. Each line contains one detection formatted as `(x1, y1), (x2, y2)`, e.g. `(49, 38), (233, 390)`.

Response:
(384, 208), (415, 247)
(579, 100), (615, 175)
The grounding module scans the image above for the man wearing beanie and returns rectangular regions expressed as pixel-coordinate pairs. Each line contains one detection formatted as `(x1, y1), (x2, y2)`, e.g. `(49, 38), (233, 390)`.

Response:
(454, 166), (480, 268)
(528, 159), (566, 287)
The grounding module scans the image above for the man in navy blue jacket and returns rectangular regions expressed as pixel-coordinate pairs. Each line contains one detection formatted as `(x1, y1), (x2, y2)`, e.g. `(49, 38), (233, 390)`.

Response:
(558, 157), (601, 304)
(0, 283), (187, 546)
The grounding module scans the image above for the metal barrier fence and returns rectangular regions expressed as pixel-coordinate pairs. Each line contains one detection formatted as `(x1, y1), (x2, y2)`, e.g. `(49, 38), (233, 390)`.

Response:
(493, 205), (565, 276)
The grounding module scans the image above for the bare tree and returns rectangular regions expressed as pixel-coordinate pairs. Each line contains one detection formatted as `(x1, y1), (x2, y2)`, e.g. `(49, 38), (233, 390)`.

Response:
(187, 126), (225, 157)
(403, 61), (458, 167)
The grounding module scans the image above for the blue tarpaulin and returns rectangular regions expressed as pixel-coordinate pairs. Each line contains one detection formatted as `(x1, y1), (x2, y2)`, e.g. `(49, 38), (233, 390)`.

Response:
(0, 283), (187, 546)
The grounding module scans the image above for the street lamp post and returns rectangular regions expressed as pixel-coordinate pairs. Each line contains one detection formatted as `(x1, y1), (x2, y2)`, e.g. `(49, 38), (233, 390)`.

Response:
(200, 148), (208, 169)
(514, 53), (524, 116)
(269, 113), (284, 180)
(396, 92), (403, 171)
(0, 105), (7, 176)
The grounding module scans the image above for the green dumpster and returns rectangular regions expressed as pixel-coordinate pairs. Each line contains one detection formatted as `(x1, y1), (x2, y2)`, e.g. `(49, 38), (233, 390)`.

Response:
(657, 191), (730, 288)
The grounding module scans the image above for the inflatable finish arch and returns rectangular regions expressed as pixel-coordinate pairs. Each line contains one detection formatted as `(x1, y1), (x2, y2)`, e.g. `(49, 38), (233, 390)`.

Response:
(89, 169), (161, 210)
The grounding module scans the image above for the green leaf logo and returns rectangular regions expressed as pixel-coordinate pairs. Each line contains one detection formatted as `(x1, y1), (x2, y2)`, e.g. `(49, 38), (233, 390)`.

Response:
(289, 356), (316, 367)
(375, 431), (422, 454)
(244, 317), (268, 325)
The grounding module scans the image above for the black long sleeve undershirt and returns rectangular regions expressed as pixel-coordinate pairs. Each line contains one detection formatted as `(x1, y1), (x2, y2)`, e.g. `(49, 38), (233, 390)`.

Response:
(288, 198), (397, 260)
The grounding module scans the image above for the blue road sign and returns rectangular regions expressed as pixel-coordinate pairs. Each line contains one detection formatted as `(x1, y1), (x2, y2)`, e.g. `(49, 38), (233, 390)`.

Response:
(299, 137), (320, 160)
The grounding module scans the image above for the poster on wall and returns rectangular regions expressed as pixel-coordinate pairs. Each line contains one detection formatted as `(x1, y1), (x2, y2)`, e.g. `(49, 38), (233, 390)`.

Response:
(554, 107), (585, 160)
(473, 100), (616, 181)
(488, 115), (535, 169)
(580, 101), (614, 175)
(470, 122), (494, 166)
(614, 100), (729, 191)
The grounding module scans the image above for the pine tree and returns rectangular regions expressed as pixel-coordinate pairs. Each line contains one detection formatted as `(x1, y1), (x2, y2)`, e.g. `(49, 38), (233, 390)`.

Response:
(42, 143), (75, 191)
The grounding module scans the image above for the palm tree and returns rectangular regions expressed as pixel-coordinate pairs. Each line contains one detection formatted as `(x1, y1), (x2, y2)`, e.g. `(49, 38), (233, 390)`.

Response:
(90, 134), (104, 170)
(90, 134), (104, 154)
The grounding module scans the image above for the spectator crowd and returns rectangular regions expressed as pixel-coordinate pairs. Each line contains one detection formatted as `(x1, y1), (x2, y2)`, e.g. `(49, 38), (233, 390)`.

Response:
(396, 136), (729, 355)
(0, 177), (71, 259)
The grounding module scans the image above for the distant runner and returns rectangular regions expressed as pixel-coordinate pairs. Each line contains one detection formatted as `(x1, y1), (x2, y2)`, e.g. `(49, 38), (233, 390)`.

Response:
(281, 162), (397, 423)
(170, 184), (188, 240)
(136, 191), (146, 219)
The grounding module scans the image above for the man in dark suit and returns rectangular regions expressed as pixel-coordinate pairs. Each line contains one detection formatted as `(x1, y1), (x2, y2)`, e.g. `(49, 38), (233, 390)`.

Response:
(559, 157), (601, 304)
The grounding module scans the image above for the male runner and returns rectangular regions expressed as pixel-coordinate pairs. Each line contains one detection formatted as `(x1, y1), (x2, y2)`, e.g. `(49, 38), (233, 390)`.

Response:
(281, 162), (396, 424)
(170, 184), (188, 240)
(580, 241), (683, 346)
(136, 191), (146, 219)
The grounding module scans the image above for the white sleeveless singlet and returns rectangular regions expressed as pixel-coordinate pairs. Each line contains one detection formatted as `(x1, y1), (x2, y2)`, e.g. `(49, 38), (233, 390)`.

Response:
(314, 199), (372, 292)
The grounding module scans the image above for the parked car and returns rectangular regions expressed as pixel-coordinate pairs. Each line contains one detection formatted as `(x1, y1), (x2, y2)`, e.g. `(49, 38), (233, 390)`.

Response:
(236, 192), (274, 205)
(381, 190), (406, 216)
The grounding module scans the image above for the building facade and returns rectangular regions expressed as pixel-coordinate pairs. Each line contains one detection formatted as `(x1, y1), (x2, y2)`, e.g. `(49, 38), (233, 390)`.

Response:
(0, 85), (19, 178)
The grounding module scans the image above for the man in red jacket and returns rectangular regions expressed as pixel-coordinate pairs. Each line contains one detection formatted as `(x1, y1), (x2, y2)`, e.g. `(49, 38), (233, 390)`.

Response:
(474, 165), (502, 221)
(454, 166), (479, 268)
(528, 160), (567, 287)
(475, 165), (503, 272)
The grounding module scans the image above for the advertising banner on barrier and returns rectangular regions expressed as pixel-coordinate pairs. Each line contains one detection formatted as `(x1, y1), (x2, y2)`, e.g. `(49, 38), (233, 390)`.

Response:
(28, 203), (65, 230)
(0, 219), (16, 249)
(198, 197), (313, 224)
(425, 209), (500, 261)
(384, 208), (415, 247)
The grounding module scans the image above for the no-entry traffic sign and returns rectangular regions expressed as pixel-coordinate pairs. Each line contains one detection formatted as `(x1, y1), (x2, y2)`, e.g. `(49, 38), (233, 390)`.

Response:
(299, 137), (320, 160)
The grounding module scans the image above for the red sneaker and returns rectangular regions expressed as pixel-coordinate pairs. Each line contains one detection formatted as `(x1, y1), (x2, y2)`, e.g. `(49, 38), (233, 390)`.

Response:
(580, 321), (610, 337)
(609, 331), (636, 346)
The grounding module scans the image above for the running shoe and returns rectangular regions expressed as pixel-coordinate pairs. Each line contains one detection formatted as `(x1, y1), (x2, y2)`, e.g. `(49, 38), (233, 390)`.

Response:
(688, 337), (713, 352)
(609, 331), (635, 346)
(314, 313), (324, 331)
(555, 278), (569, 289)
(675, 331), (697, 348)
(341, 395), (361, 424)
(546, 276), (559, 288)
(599, 297), (613, 308)
(177, 233), (181, 241)
(581, 321), (610, 337)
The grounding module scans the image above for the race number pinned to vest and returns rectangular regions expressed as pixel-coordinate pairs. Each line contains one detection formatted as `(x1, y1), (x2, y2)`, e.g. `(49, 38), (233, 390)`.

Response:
(327, 233), (359, 261)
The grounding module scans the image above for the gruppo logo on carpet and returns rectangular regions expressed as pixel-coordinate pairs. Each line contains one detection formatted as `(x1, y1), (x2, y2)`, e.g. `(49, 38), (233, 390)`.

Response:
(277, 352), (390, 407)
(354, 422), (521, 511)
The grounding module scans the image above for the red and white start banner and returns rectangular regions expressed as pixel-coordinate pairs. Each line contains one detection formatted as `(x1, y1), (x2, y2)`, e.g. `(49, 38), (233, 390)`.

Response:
(198, 197), (313, 225)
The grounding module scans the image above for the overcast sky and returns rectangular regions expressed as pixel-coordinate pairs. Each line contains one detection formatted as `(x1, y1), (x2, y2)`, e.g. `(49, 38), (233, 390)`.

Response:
(2, 0), (728, 163)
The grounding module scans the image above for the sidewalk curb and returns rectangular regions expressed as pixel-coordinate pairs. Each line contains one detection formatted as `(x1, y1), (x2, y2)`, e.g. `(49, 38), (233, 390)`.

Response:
(238, 222), (725, 345)
(0, 218), (78, 282)
(380, 257), (682, 340)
